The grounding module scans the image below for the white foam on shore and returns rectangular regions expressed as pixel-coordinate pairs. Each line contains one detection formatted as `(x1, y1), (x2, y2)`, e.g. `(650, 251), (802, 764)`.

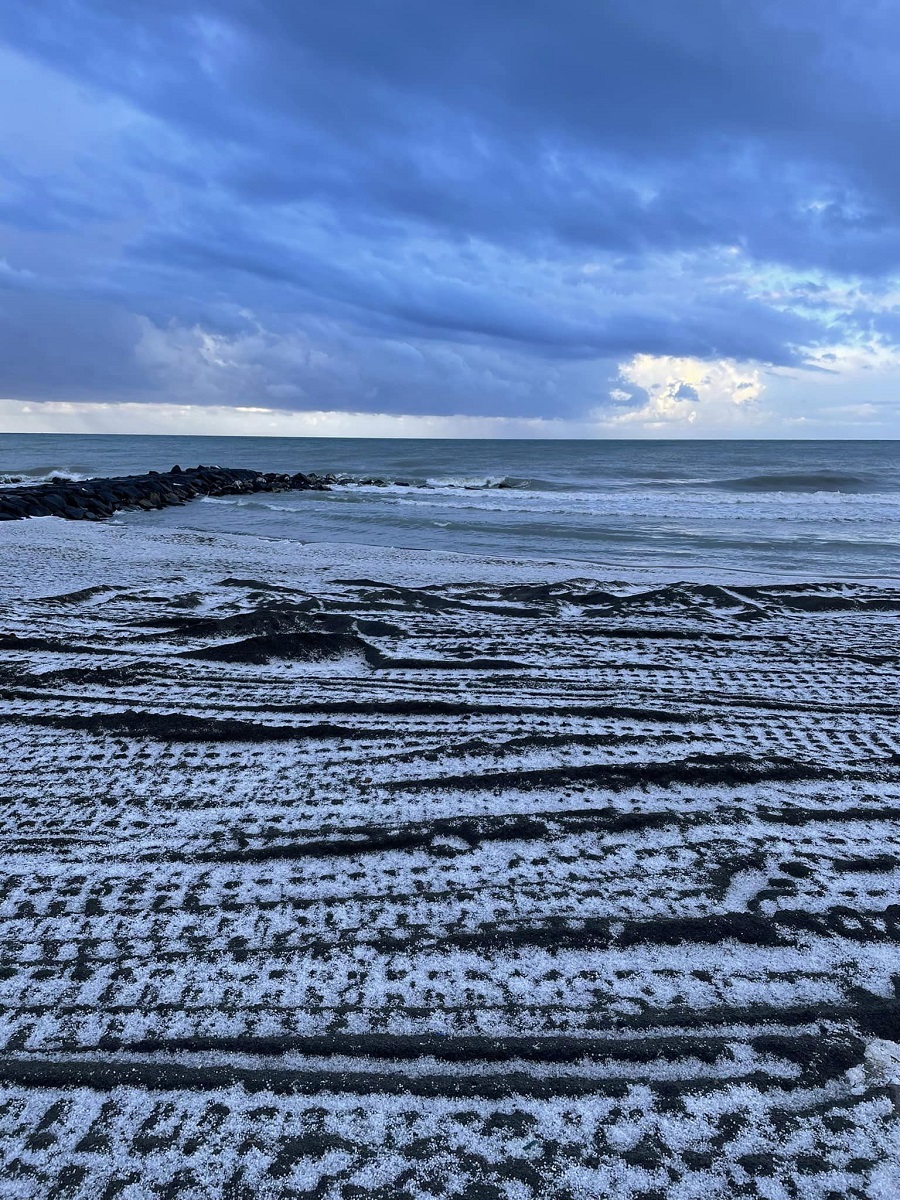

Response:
(4, 515), (897, 604)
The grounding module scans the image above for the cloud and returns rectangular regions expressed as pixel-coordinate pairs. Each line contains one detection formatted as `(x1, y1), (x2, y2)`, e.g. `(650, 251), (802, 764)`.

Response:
(0, 289), (148, 396)
(607, 356), (766, 432)
(0, 2), (899, 430)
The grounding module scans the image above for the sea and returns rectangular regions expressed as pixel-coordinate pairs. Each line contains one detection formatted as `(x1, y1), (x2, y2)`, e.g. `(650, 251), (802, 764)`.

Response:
(2, 433), (899, 580)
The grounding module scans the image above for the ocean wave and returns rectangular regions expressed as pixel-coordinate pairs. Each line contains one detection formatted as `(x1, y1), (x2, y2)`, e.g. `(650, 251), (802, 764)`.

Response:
(200, 495), (284, 511)
(0, 467), (90, 488)
(199, 486), (900, 525)
(335, 474), (535, 491)
(423, 474), (532, 490)
(698, 471), (880, 494)
(345, 471), (890, 496)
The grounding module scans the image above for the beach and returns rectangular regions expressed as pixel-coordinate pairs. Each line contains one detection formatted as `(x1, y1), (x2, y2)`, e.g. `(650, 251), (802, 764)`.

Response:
(0, 512), (898, 1198)
(4, 0), (900, 1189)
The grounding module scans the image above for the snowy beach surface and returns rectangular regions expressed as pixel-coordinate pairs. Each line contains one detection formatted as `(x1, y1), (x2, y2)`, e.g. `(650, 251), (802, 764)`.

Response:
(0, 520), (898, 1198)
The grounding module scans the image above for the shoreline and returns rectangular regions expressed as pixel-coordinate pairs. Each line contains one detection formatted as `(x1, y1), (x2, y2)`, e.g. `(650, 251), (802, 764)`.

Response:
(3, 442), (900, 583)
(4, 518), (900, 604)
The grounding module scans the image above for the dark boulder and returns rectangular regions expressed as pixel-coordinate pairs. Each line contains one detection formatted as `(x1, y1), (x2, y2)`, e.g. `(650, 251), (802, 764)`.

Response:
(0, 462), (339, 521)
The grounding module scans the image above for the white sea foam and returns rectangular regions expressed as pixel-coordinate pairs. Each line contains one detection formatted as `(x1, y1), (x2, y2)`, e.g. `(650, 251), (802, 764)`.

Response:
(0, 466), (90, 487)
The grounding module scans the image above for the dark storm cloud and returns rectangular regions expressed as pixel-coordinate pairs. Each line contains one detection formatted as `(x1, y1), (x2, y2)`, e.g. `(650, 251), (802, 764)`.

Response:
(0, 288), (147, 394)
(0, 0), (898, 416)
(127, 220), (817, 365)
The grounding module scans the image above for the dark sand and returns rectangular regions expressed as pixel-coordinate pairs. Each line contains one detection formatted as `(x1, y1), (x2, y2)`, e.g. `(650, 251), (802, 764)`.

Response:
(0, 523), (897, 1197)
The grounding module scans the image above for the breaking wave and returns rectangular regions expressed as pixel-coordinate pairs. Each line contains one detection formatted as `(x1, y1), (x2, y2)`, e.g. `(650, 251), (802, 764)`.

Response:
(0, 467), (90, 488)
(334, 474), (537, 491)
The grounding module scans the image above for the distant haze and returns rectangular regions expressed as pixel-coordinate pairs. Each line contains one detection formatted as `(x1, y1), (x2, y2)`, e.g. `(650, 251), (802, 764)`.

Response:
(1, 3), (900, 436)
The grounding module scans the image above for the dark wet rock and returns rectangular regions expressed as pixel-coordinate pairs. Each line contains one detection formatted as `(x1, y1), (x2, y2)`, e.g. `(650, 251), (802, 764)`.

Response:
(0, 463), (333, 521)
(0, 495), (31, 517)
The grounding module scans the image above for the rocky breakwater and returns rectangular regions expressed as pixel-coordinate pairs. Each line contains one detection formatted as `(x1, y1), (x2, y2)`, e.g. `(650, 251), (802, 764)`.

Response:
(0, 465), (332, 521)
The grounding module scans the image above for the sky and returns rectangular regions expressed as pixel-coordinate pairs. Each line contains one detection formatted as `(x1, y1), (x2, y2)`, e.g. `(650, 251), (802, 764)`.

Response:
(1, 1), (900, 438)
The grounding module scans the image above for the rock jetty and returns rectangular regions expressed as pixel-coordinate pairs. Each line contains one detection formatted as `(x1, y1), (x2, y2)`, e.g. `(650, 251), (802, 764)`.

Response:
(0, 465), (333, 521)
